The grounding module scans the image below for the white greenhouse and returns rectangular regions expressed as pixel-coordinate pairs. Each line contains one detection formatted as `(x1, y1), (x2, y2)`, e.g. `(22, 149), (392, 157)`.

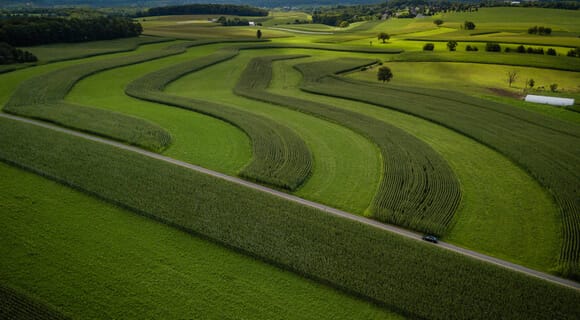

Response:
(524, 95), (575, 107)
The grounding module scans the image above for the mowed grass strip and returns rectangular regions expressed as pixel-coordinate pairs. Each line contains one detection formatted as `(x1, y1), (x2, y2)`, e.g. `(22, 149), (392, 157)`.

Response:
(0, 162), (399, 320)
(2, 42), (201, 152)
(300, 60), (580, 279)
(236, 55), (461, 236)
(268, 57), (560, 272)
(1, 117), (579, 319)
(125, 45), (312, 191)
(0, 285), (69, 320)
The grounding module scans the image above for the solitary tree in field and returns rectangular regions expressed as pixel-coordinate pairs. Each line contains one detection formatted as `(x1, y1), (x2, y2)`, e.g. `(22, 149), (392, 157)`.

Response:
(377, 66), (393, 83)
(434, 19), (444, 27)
(378, 32), (390, 43)
(256, 29), (262, 39)
(447, 40), (458, 51)
(507, 71), (518, 87)
(550, 83), (558, 92)
(527, 79), (535, 89)
(464, 21), (476, 30)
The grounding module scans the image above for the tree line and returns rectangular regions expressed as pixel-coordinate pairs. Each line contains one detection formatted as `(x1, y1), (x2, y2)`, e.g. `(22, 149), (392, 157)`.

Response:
(142, 4), (268, 17)
(0, 16), (142, 46)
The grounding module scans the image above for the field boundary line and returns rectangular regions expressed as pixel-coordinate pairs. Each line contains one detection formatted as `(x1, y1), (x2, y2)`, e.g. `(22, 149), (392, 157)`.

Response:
(1, 112), (578, 291)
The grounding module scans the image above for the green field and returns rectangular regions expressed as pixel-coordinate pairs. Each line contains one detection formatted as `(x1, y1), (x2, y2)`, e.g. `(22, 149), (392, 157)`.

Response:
(1, 117), (579, 319)
(1, 5), (580, 318)
(268, 57), (562, 272)
(0, 162), (399, 319)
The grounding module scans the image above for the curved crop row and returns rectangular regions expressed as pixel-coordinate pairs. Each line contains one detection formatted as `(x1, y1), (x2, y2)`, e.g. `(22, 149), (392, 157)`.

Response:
(0, 285), (68, 320)
(299, 60), (580, 279)
(1, 117), (579, 320)
(125, 47), (312, 191)
(1, 43), (196, 152)
(235, 56), (461, 236)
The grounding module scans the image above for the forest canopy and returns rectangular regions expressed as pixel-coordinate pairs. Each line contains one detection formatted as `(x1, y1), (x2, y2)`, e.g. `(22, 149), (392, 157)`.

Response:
(144, 4), (268, 17)
(0, 16), (142, 46)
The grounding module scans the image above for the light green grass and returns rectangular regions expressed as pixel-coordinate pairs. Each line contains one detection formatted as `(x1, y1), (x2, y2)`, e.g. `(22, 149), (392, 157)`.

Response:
(165, 49), (381, 214)
(268, 58), (561, 272)
(348, 62), (580, 125)
(350, 61), (580, 95)
(263, 10), (311, 27)
(439, 7), (580, 32)
(141, 16), (292, 40)
(0, 161), (400, 319)
(66, 43), (251, 175)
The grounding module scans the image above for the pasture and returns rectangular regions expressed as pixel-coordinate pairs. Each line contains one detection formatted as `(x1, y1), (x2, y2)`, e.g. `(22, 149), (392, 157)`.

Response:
(1, 5), (579, 318)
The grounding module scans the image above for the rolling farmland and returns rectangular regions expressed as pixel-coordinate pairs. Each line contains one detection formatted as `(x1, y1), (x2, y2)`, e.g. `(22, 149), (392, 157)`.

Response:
(236, 55), (461, 235)
(1, 5), (579, 319)
(297, 59), (580, 277)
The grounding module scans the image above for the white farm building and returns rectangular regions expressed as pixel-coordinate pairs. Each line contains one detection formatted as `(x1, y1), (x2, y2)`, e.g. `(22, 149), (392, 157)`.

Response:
(524, 95), (575, 107)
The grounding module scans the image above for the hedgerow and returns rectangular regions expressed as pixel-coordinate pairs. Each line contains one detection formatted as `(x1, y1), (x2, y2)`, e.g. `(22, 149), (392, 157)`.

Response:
(235, 56), (461, 236)
(1, 117), (579, 319)
(299, 60), (580, 279)
(125, 46), (312, 191)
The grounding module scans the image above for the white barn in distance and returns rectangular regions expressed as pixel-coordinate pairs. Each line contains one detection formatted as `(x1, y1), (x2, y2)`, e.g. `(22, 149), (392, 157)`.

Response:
(525, 94), (575, 107)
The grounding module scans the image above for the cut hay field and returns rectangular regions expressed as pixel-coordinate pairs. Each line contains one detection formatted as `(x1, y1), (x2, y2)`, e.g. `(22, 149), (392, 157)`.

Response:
(1, 5), (579, 318)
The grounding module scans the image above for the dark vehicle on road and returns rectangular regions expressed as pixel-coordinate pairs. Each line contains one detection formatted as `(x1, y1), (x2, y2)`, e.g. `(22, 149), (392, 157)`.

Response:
(422, 235), (438, 243)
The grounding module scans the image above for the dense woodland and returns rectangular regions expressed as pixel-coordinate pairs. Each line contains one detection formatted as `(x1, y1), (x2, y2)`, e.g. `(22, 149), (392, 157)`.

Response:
(143, 4), (268, 17)
(0, 16), (142, 46)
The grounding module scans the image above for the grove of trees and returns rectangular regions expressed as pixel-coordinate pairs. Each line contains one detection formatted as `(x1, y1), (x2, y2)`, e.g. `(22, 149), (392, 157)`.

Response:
(528, 26), (552, 35)
(447, 40), (458, 51)
(0, 42), (37, 64)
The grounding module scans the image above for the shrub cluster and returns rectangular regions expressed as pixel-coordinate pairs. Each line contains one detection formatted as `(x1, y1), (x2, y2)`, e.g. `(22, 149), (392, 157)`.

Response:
(504, 45), (558, 56)
(465, 45), (478, 51)
(0, 42), (36, 65)
(216, 16), (252, 26)
(423, 43), (434, 51)
(485, 42), (501, 52)
(528, 26), (552, 35)
(567, 48), (580, 57)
